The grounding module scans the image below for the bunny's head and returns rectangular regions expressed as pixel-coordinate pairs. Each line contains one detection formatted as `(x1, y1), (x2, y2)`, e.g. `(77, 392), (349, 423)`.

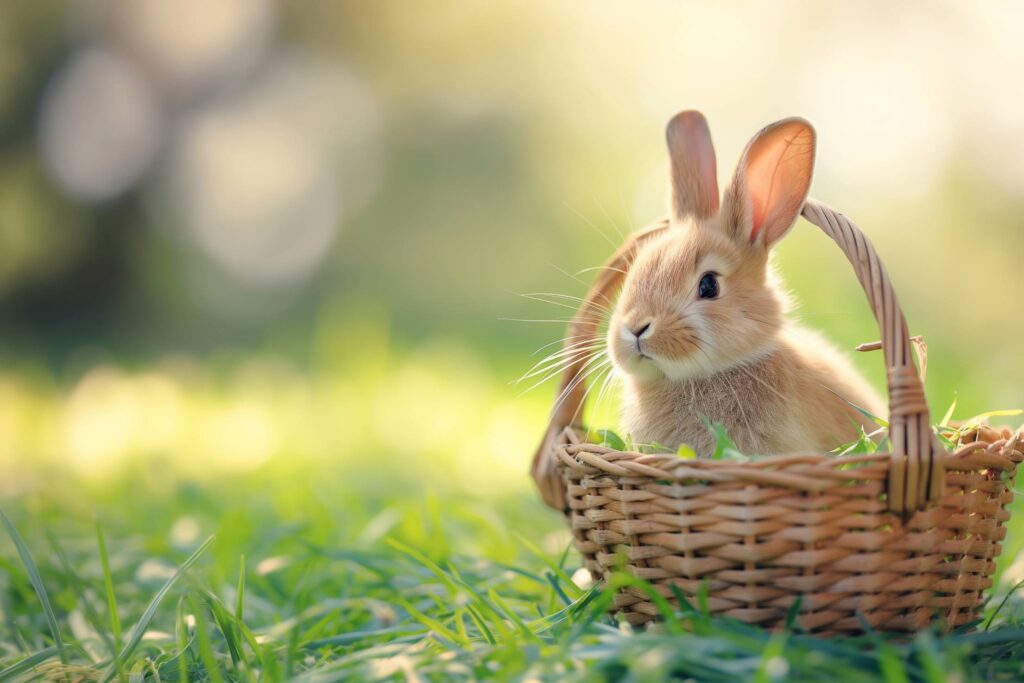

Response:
(608, 111), (816, 383)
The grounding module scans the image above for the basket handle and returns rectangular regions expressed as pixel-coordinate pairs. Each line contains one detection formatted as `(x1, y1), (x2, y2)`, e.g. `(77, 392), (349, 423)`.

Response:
(530, 199), (944, 517)
(800, 199), (944, 515)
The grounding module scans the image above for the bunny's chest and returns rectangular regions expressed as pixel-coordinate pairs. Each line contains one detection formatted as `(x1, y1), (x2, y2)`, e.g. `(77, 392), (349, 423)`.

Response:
(621, 365), (799, 456)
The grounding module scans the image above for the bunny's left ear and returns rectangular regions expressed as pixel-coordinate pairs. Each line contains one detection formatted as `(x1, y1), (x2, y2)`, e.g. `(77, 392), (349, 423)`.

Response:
(665, 110), (719, 223)
(723, 118), (816, 247)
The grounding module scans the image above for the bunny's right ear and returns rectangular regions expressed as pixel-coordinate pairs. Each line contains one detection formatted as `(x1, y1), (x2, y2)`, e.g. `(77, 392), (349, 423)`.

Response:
(666, 110), (719, 223)
(722, 117), (816, 248)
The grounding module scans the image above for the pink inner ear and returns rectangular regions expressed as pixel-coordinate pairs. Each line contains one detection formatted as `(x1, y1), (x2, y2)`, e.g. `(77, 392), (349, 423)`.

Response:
(745, 121), (815, 245)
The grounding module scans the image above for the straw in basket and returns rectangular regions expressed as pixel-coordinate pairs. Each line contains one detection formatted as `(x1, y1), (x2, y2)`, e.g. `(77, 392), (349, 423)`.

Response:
(530, 199), (1024, 635)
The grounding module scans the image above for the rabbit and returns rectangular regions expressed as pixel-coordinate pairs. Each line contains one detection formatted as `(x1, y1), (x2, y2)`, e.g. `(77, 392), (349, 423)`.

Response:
(606, 110), (884, 456)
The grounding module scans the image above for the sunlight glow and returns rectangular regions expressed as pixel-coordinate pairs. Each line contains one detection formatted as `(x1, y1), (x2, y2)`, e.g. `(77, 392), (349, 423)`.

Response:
(200, 401), (281, 472)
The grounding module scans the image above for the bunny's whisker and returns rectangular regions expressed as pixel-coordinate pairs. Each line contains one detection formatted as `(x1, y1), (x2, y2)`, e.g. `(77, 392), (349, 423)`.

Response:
(576, 265), (628, 277)
(516, 292), (610, 315)
(519, 292), (611, 314)
(553, 366), (609, 425)
(573, 363), (614, 427)
(591, 196), (628, 244)
(516, 345), (606, 389)
(547, 261), (589, 287)
(529, 334), (592, 357)
(564, 202), (620, 251)
(563, 357), (612, 427)
(519, 342), (606, 380)
(520, 346), (609, 399)
(546, 261), (620, 311)
(499, 317), (575, 324)
(591, 364), (620, 422)
(534, 337), (605, 360)
(528, 291), (612, 310)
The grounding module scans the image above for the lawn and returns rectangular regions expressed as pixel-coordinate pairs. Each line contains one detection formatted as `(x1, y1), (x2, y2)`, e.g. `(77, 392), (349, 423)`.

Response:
(2, 335), (1024, 683)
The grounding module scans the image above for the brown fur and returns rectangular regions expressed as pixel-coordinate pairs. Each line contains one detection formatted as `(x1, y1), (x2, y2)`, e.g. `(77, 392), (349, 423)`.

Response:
(607, 112), (883, 455)
(621, 327), (883, 454)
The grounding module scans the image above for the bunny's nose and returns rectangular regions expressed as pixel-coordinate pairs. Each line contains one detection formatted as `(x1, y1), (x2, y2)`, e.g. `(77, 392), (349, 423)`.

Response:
(630, 322), (652, 339)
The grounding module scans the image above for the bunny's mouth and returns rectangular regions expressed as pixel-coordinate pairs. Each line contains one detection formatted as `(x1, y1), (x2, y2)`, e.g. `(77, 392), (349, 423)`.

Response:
(612, 342), (665, 381)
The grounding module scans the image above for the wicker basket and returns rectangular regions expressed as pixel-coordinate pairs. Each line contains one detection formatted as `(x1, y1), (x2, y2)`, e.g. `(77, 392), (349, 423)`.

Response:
(531, 199), (1024, 635)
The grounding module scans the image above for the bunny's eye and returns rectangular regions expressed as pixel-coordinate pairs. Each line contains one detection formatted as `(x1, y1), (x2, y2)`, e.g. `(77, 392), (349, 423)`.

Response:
(698, 272), (719, 299)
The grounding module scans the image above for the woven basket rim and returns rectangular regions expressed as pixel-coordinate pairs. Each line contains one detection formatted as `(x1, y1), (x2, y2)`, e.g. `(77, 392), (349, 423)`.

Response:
(555, 425), (1024, 493)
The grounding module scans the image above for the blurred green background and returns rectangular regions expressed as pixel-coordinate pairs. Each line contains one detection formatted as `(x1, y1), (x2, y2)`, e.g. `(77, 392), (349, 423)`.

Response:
(2, 1), (1022, 493)
(2, 0), (1024, 582)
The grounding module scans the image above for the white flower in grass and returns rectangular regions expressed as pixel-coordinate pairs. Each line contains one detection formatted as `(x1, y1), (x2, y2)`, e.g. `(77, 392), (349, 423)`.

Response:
(256, 555), (290, 575)
(169, 515), (200, 547)
(765, 656), (789, 680)
(571, 567), (593, 589)
(135, 558), (176, 582)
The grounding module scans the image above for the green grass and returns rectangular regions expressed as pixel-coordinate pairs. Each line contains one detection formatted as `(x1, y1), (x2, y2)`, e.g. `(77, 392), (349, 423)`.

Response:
(2, 458), (1024, 682)
(2, 341), (1024, 682)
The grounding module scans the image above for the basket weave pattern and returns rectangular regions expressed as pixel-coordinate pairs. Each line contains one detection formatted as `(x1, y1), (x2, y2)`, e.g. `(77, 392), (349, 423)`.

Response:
(532, 200), (1024, 634)
(559, 428), (1021, 633)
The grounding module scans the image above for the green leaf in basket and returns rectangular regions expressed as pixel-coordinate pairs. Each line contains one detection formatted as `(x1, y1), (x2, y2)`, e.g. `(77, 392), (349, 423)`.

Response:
(939, 395), (958, 428)
(676, 443), (697, 460)
(934, 429), (957, 450)
(834, 425), (879, 456)
(592, 429), (626, 451)
(934, 407), (1019, 447)
(703, 419), (746, 461)
(851, 402), (888, 428)
(827, 388), (888, 428)
(958, 409), (1022, 432)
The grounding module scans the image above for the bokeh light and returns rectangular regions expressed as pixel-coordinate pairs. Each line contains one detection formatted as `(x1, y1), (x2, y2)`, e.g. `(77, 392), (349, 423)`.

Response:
(105, 0), (274, 98)
(165, 55), (380, 286)
(38, 47), (161, 201)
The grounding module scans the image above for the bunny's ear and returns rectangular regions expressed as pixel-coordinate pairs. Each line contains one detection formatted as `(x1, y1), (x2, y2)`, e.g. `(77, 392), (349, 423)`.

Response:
(665, 110), (719, 222)
(724, 117), (816, 247)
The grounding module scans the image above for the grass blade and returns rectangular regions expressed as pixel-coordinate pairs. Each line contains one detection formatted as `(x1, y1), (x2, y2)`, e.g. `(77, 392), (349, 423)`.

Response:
(396, 598), (465, 647)
(203, 593), (243, 667)
(464, 604), (496, 645)
(99, 535), (215, 683)
(983, 577), (1024, 630)
(190, 594), (225, 683)
(940, 396), (958, 427)
(488, 589), (542, 644)
(0, 646), (59, 682)
(176, 595), (191, 683)
(45, 531), (117, 661)
(96, 523), (123, 647)
(0, 511), (68, 670)
(235, 555), (246, 621)
(513, 532), (582, 600)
